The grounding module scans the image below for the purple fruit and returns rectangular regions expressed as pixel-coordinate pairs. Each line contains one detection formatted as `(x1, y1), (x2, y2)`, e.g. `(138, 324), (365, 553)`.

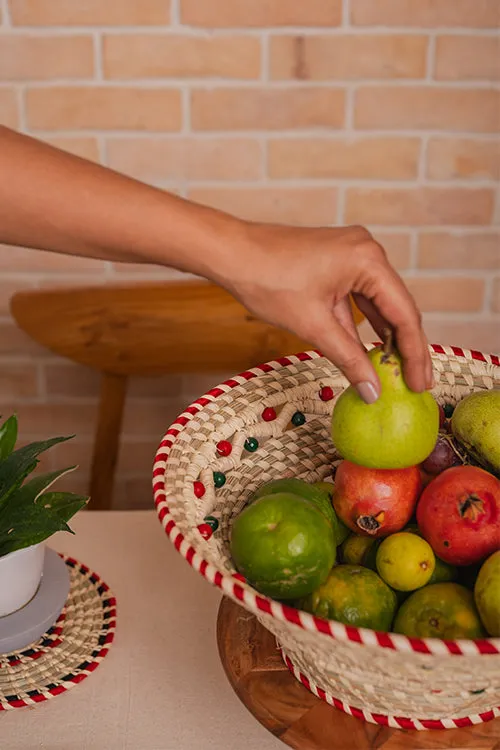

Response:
(422, 434), (464, 475)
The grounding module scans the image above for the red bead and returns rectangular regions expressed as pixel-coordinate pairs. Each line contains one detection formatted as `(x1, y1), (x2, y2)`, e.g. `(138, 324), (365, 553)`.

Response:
(320, 386), (334, 402)
(216, 440), (232, 457)
(262, 407), (277, 422)
(197, 523), (213, 541)
(193, 481), (205, 498)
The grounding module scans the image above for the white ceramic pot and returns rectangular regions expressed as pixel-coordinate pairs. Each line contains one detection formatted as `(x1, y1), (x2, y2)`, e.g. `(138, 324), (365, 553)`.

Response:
(0, 544), (45, 617)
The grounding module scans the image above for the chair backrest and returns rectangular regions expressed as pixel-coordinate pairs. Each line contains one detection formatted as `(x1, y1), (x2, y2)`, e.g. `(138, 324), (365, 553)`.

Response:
(10, 281), (316, 376)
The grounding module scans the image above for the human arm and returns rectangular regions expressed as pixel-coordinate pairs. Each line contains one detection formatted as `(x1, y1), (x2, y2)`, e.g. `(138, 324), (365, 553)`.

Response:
(0, 126), (432, 401)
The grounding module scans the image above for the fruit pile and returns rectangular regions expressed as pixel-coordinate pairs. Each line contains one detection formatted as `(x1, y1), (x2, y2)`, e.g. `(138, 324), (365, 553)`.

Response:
(229, 336), (500, 640)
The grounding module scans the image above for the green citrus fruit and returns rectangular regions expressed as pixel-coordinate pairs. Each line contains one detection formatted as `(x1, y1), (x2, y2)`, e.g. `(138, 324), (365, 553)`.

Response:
(299, 564), (397, 632)
(428, 556), (458, 585)
(250, 478), (347, 546)
(313, 481), (350, 544)
(394, 583), (486, 639)
(474, 551), (500, 636)
(340, 533), (379, 570)
(376, 532), (435, 592)
(230, 492), (336, 600)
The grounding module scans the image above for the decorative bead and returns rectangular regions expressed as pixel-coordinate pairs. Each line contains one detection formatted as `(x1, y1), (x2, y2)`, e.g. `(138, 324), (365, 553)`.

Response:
(213, 471), (226, 488)
(197, 523), (213, 541)
(443, 403), (455, 419)
(292, 411), (306, 427)
(244, 437), (259, 453)
(232, 573), (246, 583)
(193, 481), (206, 498)
(204, 515), (219, 532)
(319, 386), (334, 402)
(262, 407), (277, 422)
(216, 440), (232, 457)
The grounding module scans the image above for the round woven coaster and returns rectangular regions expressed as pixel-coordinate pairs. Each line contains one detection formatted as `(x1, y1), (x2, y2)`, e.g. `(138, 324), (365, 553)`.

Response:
(0, 555), (116, 711)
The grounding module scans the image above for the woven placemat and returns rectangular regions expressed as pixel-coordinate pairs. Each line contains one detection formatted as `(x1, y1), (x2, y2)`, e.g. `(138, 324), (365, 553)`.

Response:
(0, 555), (116, 710)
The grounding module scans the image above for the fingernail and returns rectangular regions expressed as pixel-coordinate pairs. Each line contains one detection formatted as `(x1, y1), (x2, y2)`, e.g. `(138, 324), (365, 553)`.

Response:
(356, 381), (379, 404)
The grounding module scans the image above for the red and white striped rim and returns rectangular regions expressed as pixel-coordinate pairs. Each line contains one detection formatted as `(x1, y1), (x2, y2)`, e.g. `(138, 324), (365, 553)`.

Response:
(281, 649), (500, 731)
(0, 556), (116, 711)
(153, 345), (500, 658)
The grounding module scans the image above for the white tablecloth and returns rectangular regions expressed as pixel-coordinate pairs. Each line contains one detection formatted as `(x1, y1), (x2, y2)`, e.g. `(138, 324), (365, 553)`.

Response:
(1, 511), (283, 750)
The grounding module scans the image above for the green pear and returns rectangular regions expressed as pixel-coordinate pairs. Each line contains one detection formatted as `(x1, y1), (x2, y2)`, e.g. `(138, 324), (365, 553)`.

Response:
(451, 389), (500, 476)
(331, 334), (439, 469)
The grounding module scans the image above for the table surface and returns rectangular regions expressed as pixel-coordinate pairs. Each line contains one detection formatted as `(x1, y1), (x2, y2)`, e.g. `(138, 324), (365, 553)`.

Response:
(1, 511), (283, 750)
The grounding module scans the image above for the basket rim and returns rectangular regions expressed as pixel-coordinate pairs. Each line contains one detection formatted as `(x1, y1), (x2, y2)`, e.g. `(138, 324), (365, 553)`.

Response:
(153, 343), (500, 658)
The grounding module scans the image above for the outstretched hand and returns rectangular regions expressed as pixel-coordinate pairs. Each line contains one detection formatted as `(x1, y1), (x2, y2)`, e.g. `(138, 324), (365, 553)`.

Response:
(224, 223), (432, 404)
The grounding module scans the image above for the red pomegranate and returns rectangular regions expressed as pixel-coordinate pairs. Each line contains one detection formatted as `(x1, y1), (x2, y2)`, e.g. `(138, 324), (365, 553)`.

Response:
(332, 460), (422, 538)
(416, 465), (500, 566)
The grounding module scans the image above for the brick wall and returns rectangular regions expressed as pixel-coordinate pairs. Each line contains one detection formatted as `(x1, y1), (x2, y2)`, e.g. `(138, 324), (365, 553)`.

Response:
(0, 0), (499, 508)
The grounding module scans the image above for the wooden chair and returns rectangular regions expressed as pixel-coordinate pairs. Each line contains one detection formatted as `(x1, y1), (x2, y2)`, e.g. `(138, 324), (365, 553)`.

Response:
(10, 281), (363, 511)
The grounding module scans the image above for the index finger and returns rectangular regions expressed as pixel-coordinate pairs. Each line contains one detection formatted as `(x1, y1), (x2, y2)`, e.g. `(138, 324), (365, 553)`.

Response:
(359, 264), (431, 393)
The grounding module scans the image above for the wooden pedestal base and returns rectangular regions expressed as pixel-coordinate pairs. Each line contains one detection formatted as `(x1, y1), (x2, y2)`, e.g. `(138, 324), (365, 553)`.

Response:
(216, 597), (499, 750)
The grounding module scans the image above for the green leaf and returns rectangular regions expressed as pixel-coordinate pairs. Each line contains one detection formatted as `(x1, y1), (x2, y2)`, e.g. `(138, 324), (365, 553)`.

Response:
(0, 435), (74, 513)
(0, 465), (87, 556)
(35, 491), (88, 525)
(0, 499), (72, 557)
(13, 466), (78, 505)
(0, 415), (18, 462)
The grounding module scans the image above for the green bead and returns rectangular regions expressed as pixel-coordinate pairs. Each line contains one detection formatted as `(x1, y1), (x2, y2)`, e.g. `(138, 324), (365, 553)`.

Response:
(443, 403), (455, 419)
(244, 437), (259, 452)
(204, 515), (219, 532)
(213, 471), (226, 488)
(291, 411), (306, 427)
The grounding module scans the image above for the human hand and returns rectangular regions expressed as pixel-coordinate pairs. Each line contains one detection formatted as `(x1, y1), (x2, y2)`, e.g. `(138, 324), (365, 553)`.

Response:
(224, 223), (432, 404)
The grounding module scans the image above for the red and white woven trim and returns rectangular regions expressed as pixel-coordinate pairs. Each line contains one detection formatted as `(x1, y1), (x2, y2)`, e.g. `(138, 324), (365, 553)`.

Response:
(153, 346), (500, 658)
(281, 649), (500, 731)
(0, 556), (116, 712)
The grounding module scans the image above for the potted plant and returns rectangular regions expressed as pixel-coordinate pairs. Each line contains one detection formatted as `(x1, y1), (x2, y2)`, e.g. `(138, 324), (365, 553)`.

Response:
(0, 414), (88, 618)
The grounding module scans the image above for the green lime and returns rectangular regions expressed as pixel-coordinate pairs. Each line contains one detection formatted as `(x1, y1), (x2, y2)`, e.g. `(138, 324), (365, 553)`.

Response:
(230, 492), (336, 600)
(376, 532), (435, 592)
(394, 583), (486, 639)
(313, 481), (350, 544)
(428, 556), (458, 585)
(340, 533), (379, 570)
(299, 564), (397, 632)
(474, 551), (500, 636)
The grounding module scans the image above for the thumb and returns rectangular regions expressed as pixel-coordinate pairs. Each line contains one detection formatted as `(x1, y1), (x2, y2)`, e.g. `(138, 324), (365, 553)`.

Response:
(313, 320), (380, 404)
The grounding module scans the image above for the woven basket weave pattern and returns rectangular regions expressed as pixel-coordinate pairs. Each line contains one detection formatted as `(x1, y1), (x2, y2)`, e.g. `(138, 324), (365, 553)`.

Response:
(156, 346), (500, 728)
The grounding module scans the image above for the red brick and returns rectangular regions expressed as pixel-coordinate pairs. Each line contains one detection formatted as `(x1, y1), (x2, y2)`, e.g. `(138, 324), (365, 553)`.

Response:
(0, 364), (38, 399)
(345, 188), (494, 225)
(350, 0), (499, 28)
(418, 232), (500, 270)
(270, 34), (427, 80)
(106, 137), (263, 181)
(188, 187), (337, 225)
(26, 86), (182, 132)
(435, 35), (500, 81)
(405, 276), (485, 312)
(181, 0), (342, 27)
(10, 0), (170, 26)
(355, 87), (500, 133)
(427, 138), (500, 181)
(268, 137), (420, 179)
(0, 35), (94, 81)
(103, 34), (260, 80)
(191, 87), (345, 130)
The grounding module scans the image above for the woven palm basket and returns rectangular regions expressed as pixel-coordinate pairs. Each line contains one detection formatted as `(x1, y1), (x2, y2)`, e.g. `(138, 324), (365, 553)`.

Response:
(153, 344), (500, 731)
